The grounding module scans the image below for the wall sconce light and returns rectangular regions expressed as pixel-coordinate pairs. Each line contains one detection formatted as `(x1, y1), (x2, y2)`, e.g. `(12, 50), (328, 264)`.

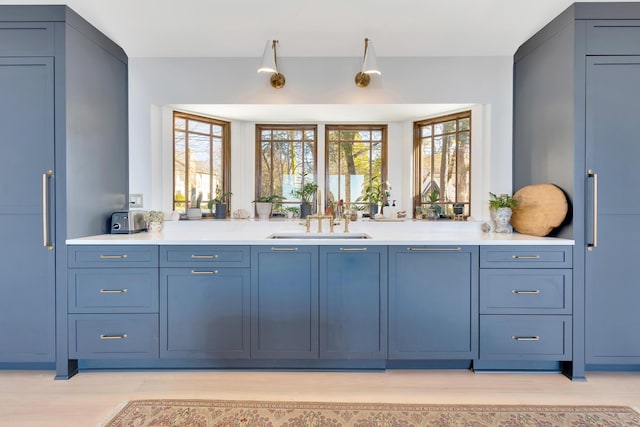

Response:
(258, 40), (286, 89)
(355, 38), (381, 88)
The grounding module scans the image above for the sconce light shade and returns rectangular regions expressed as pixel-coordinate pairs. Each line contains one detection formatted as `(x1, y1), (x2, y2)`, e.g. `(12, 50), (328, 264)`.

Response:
(258, 40), (286, 89)
(362, 40), (381, 75)
(258, 40), (277, 73)
(355, 38), (381, 87)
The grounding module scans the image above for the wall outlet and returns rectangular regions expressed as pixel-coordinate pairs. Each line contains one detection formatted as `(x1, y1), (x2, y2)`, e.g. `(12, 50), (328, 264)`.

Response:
(129, 194), (143, 208)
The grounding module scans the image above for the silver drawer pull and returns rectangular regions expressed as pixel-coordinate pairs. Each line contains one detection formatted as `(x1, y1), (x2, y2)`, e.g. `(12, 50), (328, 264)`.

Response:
(100, 334), (127, 340)
(191, 254), (219, 259)
(99, 254), (128, 259)
(512, 290), (540, 295)
(512, 255), (540, 260)
(191, 270), (219, 275)
(99, 289), (128, 294)
(271, 247), (299, 251)
(408, 247), (461, 251)
(340, 248), (368, 251)
(512, 336), (540, 341)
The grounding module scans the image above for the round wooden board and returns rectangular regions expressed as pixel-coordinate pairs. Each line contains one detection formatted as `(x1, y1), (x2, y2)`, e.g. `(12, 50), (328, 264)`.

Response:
(511, 184), (568, 237)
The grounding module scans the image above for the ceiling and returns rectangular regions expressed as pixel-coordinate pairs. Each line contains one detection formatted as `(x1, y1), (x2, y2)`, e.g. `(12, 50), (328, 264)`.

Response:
(0, 0), (634, 58)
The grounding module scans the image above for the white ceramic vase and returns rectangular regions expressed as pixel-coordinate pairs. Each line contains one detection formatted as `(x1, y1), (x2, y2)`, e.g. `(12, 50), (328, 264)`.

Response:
(186, 207), (202, 220)
(494, 207), (513, 233)
(147, 221), (162, 232)
(254, 202), (272, 219)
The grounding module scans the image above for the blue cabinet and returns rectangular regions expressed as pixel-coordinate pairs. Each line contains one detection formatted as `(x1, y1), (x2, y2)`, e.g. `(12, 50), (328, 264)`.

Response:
(388, 246), (478, 359)
(160, 266), (250, 359)
(513, 5), (640, 374)
(584, 56), (640, 364)
(478, 246), (573, 364)
(0, 6), (129, 377)
(67, 245), (159, 362)
(251, 246), (318, 359)
(0, 55), (55, 363)
(159, 245), (250, 359)
(319, 246), (387, 359)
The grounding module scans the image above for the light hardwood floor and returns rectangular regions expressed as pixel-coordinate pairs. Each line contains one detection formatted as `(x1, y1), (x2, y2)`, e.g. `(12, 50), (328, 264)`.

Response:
(1, 369), (639, 426)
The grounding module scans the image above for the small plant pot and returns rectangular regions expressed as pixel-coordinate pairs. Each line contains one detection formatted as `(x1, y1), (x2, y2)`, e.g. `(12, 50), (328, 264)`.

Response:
(425, 206), (439, 221)
(300, 203), (312, 219)
(215, 203), (227, 219)
(186, 208), (202, 220)
(147, 221), (162, 232)
(494, 207), (513, 233)
(369, 204), (379, 218)
(255, 202), (272, 219)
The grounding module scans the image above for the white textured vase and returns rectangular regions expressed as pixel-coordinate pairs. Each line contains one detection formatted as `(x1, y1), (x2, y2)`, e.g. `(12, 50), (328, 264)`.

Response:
(255, 202), (272, 219)
(494, 207), (513, 233)
(147, 221), (162, 233)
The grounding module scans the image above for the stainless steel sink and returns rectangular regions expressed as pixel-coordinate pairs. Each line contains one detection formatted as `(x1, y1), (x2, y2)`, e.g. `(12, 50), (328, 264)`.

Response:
(266, 232), (371, 239)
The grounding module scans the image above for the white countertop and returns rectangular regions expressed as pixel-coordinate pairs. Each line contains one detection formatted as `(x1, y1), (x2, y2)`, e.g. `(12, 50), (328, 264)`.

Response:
(66, 218), (574, 246)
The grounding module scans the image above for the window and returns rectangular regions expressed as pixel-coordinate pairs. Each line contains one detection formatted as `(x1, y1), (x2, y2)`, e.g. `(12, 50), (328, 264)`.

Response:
(173, 112), (230, 212)
(326, 125), (387, 211)
(255, 125), (317, 214)
(414, 111), (471, 217)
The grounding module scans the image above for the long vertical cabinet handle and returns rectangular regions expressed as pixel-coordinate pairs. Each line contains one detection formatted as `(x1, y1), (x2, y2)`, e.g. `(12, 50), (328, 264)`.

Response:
(42, 170), (53, 251)
(588, 170), (598, 251)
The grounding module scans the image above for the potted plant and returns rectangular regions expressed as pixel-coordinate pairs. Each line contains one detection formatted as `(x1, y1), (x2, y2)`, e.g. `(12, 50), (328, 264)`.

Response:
(489, 192), (518, 233)
(187, 188), (203, 220)
(143, 210), (164, 232)
(425, 188), (443, 220)
(291, 179), (318, 219)
(208, 187), (232, 219)
(362, 176), (383, 217)
(284, 206), (299, 219)
(253, 194), (285, 219)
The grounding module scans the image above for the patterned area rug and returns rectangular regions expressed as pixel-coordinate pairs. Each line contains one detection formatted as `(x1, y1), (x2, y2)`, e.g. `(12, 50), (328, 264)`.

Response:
(102, 399), (640, 427)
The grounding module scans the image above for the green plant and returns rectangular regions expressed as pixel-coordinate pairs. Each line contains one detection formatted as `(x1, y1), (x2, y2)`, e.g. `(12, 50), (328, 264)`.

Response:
(208, 187), (232, 210)
(489, 192), (518, 210)
(291, 181), (318, 204)
(426, 188), (444, 215)
(362, 176), (383, 205)
(143, 210), (164, 223)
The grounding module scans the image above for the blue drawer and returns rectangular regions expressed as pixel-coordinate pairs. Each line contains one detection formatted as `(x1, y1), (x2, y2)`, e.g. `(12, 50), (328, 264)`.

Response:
(480, 269), (572, 314)
(160, 245), (250, 267)
(68, 269), (159, 313)
(480, 246), (572, 269)
(480, 315), (572, 360)
(68, 314), (159, 359)
(68, 245), (158, 268)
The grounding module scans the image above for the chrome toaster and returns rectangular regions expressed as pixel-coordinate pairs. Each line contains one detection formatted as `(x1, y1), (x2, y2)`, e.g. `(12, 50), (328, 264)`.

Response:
(110, 210), (146, 234)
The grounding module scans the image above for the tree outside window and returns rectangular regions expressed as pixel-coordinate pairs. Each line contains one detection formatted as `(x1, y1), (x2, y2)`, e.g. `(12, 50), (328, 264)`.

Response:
(325, 125), (387, 213)
(255, 125), (317, 215)
(414, 111), (471, 217)
(173, 112), (230, 212)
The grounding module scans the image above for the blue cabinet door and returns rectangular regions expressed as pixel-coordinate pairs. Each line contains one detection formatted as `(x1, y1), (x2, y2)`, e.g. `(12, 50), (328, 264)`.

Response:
(160, 268), (250, 359)
(319, 246), (387, 359)
(388, 246), (478, 359)
(0, 57), (55, 362)
(585, 57), (640, 364)
(251, 246), (318, 359)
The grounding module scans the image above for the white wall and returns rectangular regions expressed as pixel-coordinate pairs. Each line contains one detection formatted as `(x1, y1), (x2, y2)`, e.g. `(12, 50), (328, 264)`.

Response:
(129, 56), (513, 219)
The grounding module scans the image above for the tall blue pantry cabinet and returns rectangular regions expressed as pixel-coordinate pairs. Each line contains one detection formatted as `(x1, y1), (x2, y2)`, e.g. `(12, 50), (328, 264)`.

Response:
(0, 6), (128, 379)
(513, 2), (640, 379)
